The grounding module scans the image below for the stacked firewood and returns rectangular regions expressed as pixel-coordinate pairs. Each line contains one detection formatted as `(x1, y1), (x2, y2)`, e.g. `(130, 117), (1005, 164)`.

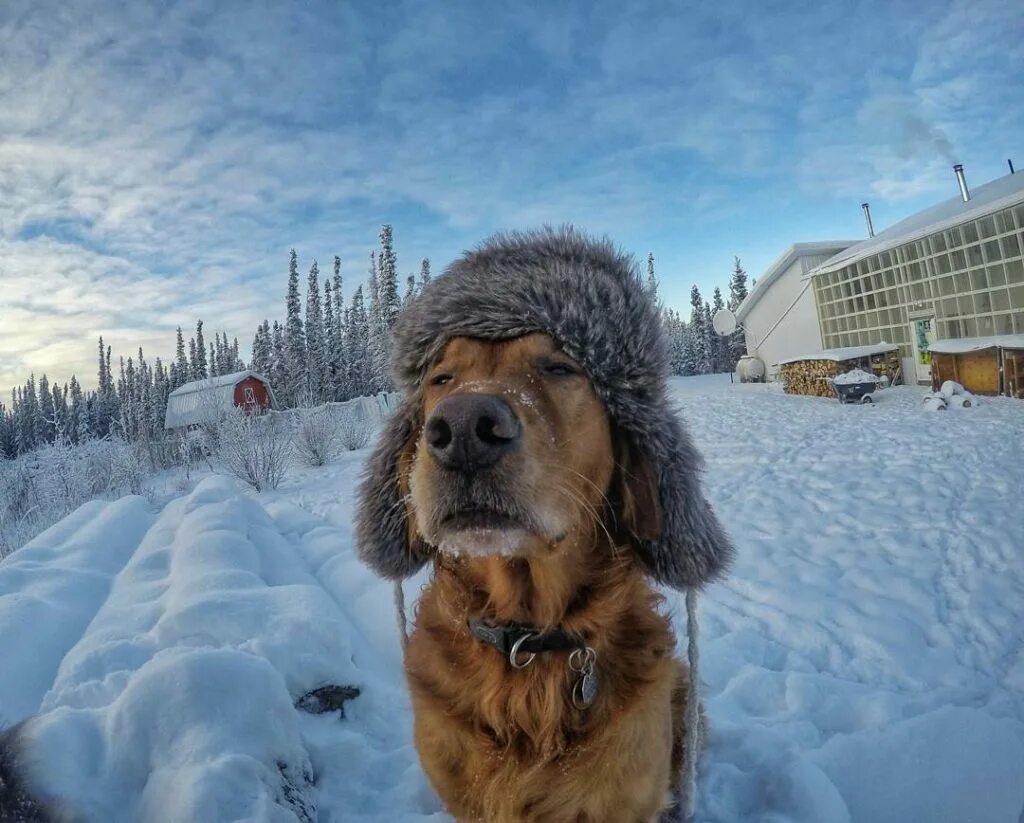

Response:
(781, 350), (902, 397)
(780, 360), (841, 397)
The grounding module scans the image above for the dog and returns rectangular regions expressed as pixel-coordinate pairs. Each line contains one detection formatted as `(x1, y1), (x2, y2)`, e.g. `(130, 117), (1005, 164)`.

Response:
(356, 228), (733, 821)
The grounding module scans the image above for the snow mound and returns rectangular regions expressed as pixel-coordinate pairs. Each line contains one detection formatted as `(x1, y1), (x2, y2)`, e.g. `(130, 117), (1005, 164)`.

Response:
(832, 369), (880, 386)
(9, 478), (364, 822)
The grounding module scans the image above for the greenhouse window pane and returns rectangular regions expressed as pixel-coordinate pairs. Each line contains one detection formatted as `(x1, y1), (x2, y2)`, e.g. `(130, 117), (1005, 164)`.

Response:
(994, 313), (1013, 334)
(988, 264), (1007, 287)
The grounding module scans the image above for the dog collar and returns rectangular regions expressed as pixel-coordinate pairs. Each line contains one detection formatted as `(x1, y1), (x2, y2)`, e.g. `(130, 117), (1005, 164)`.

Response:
(468, 619), (583, 663)
(468, 618), (600, 709)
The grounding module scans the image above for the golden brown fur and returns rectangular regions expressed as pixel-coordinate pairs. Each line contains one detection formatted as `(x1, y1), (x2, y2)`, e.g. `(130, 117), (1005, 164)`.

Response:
(400, 334), (692, 822)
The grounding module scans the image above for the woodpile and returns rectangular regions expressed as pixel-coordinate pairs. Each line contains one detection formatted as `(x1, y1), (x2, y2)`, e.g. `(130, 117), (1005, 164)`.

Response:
(781, 349), (901, 397)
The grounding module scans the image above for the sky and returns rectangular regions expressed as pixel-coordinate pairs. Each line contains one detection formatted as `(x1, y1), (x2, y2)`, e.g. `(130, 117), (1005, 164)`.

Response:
(1, 0), (1022, 393)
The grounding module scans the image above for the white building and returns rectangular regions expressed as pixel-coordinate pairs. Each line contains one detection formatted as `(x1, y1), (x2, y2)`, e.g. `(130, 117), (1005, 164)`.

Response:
(807, 166), (1024, 384)
(735, 241), (856, 379)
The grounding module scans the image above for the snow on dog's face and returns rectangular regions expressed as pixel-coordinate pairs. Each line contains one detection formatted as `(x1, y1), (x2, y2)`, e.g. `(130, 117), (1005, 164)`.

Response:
(404, 333), (627, 559)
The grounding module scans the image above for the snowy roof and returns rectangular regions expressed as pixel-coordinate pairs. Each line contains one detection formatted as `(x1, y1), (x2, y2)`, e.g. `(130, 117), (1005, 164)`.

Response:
(777, 342), (898, 365)
(809, 172), (1024, 277)
(165, 370), (274, 429)
(734, 241), (857, 322)
(929, 334), (1024, 354)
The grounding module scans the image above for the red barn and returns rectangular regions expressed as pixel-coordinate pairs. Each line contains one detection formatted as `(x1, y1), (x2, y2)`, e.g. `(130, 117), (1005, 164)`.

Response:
(164, 370), (277, 430)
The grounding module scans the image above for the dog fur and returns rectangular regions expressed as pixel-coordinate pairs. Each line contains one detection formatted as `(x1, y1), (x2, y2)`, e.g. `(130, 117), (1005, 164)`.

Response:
(355, 228), (733, 821)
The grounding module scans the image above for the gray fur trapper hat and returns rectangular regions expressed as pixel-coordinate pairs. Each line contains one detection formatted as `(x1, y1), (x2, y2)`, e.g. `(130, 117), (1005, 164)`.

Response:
(355, 226), (734, 590)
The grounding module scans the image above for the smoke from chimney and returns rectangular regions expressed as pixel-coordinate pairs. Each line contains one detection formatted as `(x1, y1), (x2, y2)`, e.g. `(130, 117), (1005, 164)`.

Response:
(953, 164), (970, 203)
(861, 203), (875, 238)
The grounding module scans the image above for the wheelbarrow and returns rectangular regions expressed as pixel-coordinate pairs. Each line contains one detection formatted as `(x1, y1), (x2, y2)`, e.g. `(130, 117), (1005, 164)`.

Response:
(828, 370), (881, 404)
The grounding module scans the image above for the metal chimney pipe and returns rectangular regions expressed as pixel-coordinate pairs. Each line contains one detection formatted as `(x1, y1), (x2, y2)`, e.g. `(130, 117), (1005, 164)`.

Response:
(861, 202), (875, 238)
(953, 164), (970, 202)
(1010, 158), (1016, 175)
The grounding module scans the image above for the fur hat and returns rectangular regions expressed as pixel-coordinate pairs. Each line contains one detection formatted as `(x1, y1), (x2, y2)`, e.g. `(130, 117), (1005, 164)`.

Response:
(355, 226), (733, 590)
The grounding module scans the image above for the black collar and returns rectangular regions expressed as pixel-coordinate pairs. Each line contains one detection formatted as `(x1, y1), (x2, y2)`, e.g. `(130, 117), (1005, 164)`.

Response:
(468, 618), (584, 659)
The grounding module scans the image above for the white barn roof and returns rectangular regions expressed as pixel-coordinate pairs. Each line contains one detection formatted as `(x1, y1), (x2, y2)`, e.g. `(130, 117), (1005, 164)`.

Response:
(809, 172), (1024, 278)
(165, 370), (274, 429)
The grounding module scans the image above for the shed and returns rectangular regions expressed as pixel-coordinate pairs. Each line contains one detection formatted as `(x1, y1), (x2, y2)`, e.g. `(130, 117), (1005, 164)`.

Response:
(165, 370), (277, 430)
(777, 342), (901, 397)
(928, 335), (1024, 398)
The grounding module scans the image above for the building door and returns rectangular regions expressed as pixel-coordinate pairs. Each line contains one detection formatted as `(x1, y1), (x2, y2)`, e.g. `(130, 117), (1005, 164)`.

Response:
(910, 317), (936, 383)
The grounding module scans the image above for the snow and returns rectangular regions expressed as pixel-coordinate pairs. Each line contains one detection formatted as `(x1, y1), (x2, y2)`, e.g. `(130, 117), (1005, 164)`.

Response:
(777, 342), (898, 365)
(832, 369), (879, 385)
(928, 334), (1024, 354)
(3, 376), (1024, 822)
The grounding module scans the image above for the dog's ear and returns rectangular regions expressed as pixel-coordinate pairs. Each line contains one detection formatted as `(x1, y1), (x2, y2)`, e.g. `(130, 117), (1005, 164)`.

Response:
(614, 433), (663, 543)
(621, 413), (734, 590)
(355, 402), (432, 580)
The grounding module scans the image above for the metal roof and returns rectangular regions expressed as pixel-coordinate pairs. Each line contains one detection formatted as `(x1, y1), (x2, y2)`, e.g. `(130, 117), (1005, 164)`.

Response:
(165, 370), (274, 429)
(734, 241), (857, 322)
(809, 172), (1024, 278)
(929, 334), (1024, 354)
(777, 342), (898, 365)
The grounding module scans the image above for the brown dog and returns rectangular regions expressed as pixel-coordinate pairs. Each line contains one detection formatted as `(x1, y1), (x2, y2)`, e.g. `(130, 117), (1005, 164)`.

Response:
(398, 333), (690, 822)
(355, 229), (732, 822)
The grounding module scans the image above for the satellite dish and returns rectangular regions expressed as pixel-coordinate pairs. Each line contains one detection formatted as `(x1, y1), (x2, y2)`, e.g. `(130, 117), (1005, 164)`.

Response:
(712, 309), (738, 336)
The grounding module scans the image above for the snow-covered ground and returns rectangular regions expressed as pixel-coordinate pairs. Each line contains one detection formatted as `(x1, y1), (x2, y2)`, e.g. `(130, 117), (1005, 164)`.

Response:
(2, 376), (1023, 822)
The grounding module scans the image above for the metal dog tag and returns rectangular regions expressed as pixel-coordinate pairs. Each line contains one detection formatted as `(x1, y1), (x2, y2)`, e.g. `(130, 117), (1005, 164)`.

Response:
(570, 646), (599, 710)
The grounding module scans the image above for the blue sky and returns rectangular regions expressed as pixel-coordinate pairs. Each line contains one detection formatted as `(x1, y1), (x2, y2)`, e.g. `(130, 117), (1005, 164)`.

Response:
(1, 0), (1022, 391)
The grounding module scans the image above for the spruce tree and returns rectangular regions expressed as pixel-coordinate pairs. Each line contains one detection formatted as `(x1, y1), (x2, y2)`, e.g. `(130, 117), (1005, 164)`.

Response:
(174, 327), (188, 388)
(285, 249), (307, 406)
(346, 285), (369, 398)
(418, 258), (431, 291)
(38, 374), (55, 444)
(403, 274), (416, 308)
(690, 285), (711, 375)
(646, 253), (658, 300)
(378, 225), (400, 332)
(194, 320), (208, 379)
(270, 320), (288, 402)
(728, 257), (749, 368)
(711, 286), (726, 372)
(305, 260), (326, 404)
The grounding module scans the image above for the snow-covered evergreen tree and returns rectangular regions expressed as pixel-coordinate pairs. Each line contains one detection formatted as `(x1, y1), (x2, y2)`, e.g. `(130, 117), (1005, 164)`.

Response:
(403, 274), (416, 308)
(284, 249), (307, 407)
(646, 253), (658, 301)
(690, 285), (711, 375)
(728, 257), (749, 368)
(194, 320), (208, 380)
(418, 258), (431, 291)
(305, 260), (326, 404)
(173, 327), (189, 389)
(38, 374), (55, 444)
(270, 320), (288, 401)
(346, 285), (370, 398)
(378, 225), (400, 333)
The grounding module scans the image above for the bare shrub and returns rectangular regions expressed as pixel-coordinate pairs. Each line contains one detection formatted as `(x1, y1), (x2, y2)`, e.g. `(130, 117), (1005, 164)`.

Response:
(0, 437), (152, 557)
(337, 412), (371, 451)
(215, 409), (293, 492)
(293, 406), (340, 467)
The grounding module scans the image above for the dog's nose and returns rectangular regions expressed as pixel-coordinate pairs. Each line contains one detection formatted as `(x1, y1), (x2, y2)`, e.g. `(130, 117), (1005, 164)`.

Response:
(425, 393), (521, 472)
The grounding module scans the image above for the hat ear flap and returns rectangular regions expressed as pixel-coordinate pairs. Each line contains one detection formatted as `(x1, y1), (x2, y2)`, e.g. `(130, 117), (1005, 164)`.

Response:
(614, 432), (663, 543)
(628, 415), (734, 590)
(355, 402), (432, 580)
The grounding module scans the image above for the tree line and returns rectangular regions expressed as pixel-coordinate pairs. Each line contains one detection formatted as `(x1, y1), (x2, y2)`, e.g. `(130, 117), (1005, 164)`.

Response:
(1, 227), (750, 460)
(652, 255), (749, 376)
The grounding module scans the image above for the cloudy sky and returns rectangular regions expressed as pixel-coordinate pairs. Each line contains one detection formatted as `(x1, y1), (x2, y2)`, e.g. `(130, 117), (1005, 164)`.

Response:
(1, 0), (1021, 392)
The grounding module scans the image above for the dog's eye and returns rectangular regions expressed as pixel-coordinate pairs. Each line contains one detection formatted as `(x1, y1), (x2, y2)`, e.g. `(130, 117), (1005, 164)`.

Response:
(429, 373), (453, 386)
(541, 361), (579, 377)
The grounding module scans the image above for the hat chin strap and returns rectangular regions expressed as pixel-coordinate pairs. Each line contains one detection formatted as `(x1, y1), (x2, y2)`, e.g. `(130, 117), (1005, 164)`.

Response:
(392, 579), (704, 819)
